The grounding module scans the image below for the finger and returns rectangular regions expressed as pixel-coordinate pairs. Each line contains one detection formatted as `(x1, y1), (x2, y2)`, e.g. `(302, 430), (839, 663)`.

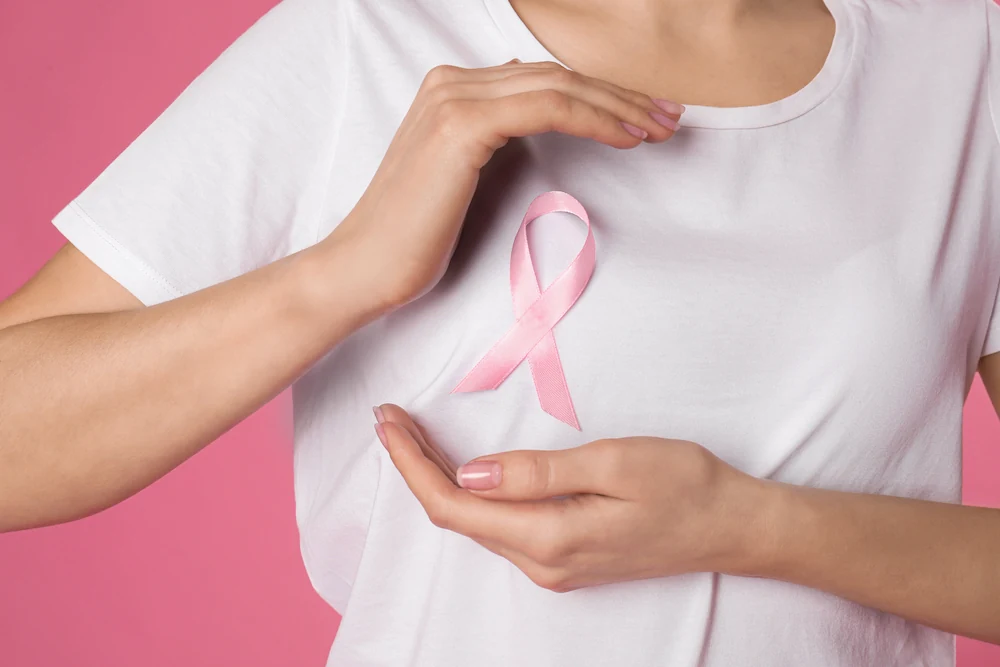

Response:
(419, 59), (562, 88)
(420, 73), (646, 149)
(409, 425), (456, 481)
(453, 69), (677, 142)
(412, 423), (455, 479)
(379, 420), (577, 547)
(469, 534), (525, 565)
(509, 69), (681, 138)
(471, 59), (561, 77)
(379, 419), (467, 517)
(474, 59), (684, 122)
(377, 403), (458, 479)
(376, 403), (457, 480)
(456, 439), (627, 501)
(413, 421), (457, 478)
(584, 76), (684, 122)
(467, 88), (647, 150)
(469, 517), (589, 593)
(467, 535), (561, 587)
(469, 60), (586, 81)
(464, 533), (576, 592)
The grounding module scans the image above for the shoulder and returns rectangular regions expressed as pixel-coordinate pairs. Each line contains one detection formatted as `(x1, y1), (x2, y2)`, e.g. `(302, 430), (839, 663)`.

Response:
(843, 0), (997, 141)
(345, 0), (494, 29)
(842, 0), (990, 64)
(842, 0), (990, 48)
(846, 0), (990, 25)
(989, 0), (1000, 149)
(255, 0), (486, 43)
(336, 0), (507, 69)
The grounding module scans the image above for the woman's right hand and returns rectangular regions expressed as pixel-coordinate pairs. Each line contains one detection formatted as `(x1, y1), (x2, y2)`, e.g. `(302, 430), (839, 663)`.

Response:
(326, 59), (684, 310)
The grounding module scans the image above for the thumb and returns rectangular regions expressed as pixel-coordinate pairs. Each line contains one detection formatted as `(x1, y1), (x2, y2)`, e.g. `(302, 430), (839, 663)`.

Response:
(455, 440), (618, 500)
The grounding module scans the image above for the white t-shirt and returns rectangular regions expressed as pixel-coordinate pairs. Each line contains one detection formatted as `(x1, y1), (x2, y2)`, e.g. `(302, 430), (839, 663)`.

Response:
(51, 0), (1000, 663)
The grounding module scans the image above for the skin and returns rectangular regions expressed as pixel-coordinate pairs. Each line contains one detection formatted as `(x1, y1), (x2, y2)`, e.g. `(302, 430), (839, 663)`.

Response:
(0, 59), (678, 530)
(506, 0), (838, 109)
(376, 385), (1000, 646)
(373, 0), (1000, 647)
(1, 0), (998, 649)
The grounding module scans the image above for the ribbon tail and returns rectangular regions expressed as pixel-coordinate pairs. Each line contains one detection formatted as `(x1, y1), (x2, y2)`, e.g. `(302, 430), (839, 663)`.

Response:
(527, 330), (581, 430)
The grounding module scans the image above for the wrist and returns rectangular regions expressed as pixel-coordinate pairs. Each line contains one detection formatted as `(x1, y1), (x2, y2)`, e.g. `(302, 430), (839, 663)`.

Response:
(709, 475), (794, 579)
(294, 232), (400, 333)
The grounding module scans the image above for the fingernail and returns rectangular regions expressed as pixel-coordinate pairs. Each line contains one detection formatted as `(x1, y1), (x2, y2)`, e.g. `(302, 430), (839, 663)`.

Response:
(652, 98), (685, 115)
(508, 57), (522, 64)
(649, 111), (680, 131)
(374, 422), (388, 449)
(456, 461), (502, 490)
(373, 405), (385, 424)
(620, 122), (648, 140)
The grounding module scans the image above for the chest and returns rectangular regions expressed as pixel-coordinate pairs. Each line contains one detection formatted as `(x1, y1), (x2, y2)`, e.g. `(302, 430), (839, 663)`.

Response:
(317, 102), (996, 491)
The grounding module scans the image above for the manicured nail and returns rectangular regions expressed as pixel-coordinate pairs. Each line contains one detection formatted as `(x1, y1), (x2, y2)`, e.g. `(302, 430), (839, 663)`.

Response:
(649, 111), (680, 131)
(620, 122), (648, 140)
(456, 461), (502, 490)
(652, 98), (685, 115)
(374, 422), (388, 449)
(373, 405), (385, 424)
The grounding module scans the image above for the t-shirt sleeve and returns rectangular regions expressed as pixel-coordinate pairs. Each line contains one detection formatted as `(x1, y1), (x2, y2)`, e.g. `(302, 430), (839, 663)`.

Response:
(51, 0), (351, 306)
(982, 0), (1000, 358)
(985, 296), (1000, 357)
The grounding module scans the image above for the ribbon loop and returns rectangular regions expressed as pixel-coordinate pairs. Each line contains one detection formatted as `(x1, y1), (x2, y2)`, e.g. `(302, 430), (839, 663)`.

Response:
(451, 191), (596, 430)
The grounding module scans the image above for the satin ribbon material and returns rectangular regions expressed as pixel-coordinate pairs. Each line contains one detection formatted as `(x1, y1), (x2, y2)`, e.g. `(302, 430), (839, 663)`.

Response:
(450, 191), (596, 430)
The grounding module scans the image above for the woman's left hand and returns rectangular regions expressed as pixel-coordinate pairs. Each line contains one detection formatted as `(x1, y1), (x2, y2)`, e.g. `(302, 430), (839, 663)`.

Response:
(373, 403), (776, 592)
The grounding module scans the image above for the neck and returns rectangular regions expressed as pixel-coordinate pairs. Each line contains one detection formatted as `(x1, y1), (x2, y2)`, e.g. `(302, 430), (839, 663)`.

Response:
(516, 0), (826, 32)
(504, 0), (836, 109)
(617, 0), (773, 22)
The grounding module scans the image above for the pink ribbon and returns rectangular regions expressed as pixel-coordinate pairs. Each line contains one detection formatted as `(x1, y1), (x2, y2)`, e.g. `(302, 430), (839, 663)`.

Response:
(450, 191), (596, 430)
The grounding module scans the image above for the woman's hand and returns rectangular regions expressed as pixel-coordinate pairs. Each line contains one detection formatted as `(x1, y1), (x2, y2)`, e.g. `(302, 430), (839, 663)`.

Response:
(328, 60), (684, 312)
(373, 405), (1000, 644)
(372, 403), (774, 592)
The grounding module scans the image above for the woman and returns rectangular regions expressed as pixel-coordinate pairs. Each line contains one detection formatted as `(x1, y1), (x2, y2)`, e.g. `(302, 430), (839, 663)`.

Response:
(1, 0), (999, 663)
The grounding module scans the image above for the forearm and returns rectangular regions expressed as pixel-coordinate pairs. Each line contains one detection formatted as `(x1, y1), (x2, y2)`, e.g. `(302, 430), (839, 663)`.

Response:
(742, 480), (1000, 644)
(0, 234), (391, 532)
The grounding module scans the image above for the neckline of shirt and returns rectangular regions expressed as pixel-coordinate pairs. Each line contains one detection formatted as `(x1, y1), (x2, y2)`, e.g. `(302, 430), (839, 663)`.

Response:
(482, 0), (857, 130)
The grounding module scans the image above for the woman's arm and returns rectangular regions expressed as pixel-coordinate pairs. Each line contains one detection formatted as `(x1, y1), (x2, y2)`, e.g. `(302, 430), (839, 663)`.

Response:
(0, 232), (393, 533)
(749, 470), (1000, 645)
(369, 353), (1000, 645)
(740, 355), (1000, 643)
(0, 60), (683, 535)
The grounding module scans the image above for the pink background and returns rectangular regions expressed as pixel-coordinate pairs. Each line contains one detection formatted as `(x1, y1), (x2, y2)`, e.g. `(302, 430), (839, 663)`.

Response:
(0, 0), (998, 664)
